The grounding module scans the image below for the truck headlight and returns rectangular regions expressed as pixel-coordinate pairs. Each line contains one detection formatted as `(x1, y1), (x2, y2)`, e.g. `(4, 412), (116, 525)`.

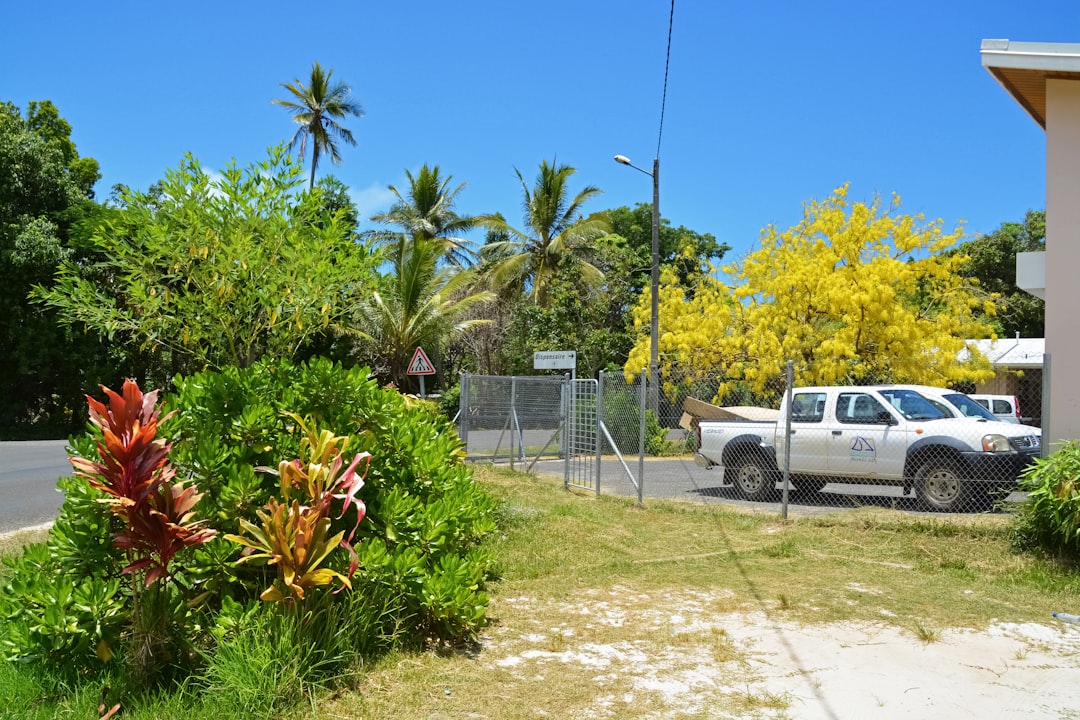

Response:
(982, 434), (1012, 453)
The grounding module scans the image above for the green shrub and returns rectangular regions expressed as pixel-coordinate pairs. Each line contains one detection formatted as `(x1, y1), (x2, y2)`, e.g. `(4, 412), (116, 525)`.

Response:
(644, 409), (670, 456)
(0, 542), (125, 678)
(167, 358), (498, 646)
(0, 357), (497, 695)
(438, 382), (461, 420)
(1013, 441), (1080, 562)
(601, 390), (668, 456)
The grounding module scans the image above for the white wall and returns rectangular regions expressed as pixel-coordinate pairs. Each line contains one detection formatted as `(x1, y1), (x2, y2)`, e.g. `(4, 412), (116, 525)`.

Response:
(1045, 78), (1080, 444)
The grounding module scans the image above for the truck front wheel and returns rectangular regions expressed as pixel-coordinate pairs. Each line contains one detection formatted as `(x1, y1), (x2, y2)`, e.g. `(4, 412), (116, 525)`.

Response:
(792, 477), (828, 496)
(915, 459), (975, 512)
(727, 455), (776, 502)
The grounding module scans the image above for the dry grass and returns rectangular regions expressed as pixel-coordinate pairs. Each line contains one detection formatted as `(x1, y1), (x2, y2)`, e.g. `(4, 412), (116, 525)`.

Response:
(0, 525), (49, 560)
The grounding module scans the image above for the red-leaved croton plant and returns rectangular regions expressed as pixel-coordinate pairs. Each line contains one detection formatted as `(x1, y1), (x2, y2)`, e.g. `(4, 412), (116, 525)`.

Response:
(70, 379), (216, 586)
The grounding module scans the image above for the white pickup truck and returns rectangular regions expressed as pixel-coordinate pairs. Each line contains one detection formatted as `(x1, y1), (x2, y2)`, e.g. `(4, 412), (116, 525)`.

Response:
(692, 385), (1042, 512)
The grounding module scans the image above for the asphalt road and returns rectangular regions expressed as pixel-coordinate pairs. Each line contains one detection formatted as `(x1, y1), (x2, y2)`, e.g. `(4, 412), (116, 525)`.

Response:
(0, 440), (71, 535)
(525, 455), (1027, 517)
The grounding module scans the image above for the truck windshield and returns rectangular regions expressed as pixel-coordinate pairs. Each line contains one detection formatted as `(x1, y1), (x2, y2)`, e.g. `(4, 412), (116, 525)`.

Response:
(877, 389), (947, 421)
(942, 393), (998, 421)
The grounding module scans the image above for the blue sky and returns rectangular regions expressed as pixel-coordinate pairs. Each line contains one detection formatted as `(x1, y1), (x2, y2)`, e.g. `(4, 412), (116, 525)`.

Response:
(3, 1), (1076, 262)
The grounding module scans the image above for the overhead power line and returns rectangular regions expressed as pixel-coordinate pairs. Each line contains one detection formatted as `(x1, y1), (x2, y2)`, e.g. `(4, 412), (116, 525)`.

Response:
(657, 0), (675, 159)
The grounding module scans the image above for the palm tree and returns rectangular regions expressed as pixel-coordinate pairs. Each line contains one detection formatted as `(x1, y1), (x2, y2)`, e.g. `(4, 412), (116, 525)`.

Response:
(371, 164), (477, 266)
(273, 62), (364, 190)
(353, 236), (494, 387)
(481, 160), (609, 304)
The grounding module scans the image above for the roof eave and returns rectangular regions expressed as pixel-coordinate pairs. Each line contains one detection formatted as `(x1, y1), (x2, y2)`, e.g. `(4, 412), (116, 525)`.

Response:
(980, 39), (1080, 130)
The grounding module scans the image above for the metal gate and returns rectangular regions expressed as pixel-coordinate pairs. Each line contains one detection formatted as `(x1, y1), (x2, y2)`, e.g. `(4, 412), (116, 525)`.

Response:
(457, 372), (644, 501)
(458, 374), (569, 470)
(565, 378), (600, 494)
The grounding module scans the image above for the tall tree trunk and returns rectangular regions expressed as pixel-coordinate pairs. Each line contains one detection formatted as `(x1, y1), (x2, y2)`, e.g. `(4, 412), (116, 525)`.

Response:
(309, 143), (319, 190)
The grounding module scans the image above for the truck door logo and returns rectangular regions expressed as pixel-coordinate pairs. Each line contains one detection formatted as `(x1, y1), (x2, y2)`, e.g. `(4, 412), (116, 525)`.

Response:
(850, 436), (876, 462)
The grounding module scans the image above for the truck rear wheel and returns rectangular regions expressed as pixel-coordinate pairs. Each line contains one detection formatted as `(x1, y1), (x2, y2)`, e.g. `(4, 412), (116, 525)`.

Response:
(727, 455), (776, 502)
(915, 459), (975, 512)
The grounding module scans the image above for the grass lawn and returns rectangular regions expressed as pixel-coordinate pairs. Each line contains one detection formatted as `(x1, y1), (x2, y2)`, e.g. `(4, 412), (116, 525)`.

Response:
(322, 465), (1080, 719)
(4, 464), (1079, 719)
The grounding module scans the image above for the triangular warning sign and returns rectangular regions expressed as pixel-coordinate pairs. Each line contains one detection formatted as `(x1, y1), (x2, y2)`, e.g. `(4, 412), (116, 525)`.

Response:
(407, 346), (436, 375)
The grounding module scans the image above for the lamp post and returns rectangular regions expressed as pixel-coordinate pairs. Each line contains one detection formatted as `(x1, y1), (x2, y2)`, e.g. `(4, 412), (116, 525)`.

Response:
(614, 154), (660, 414)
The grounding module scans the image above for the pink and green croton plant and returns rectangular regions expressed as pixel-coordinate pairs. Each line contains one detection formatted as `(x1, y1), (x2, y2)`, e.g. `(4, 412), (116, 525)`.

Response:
(226, 416), (370, 603)
(71, 380), (216, 586)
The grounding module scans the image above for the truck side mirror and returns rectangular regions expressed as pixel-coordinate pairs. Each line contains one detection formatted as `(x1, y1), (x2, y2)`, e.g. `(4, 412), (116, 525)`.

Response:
(876, 410), (897, 426)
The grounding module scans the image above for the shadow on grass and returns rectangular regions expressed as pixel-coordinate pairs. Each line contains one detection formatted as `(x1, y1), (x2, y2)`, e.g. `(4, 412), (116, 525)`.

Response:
(689, 483), (1022, 516)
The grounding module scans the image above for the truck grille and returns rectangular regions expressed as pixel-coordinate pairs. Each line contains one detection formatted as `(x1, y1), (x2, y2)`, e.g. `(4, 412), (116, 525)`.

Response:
(1011, 435), (1041, 452)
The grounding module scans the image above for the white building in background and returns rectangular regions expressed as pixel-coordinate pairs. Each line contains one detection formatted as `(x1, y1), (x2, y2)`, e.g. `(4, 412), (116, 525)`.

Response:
(964, 337), (1045, 378)
(963, 337), (1045, 427)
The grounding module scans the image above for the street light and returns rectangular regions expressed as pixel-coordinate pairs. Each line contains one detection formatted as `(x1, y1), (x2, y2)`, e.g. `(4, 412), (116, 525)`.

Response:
(614, 154), (660, 414)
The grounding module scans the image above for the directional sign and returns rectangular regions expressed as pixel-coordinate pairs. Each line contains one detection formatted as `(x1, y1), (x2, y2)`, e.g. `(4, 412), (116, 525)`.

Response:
(407, 346), (436, 375)
(533, 350), (576, 370)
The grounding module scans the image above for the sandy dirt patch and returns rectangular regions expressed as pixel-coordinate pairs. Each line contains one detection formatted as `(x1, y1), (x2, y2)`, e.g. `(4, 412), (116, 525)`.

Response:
(485, 589), (1080, 719)
(712, 613), (1080, 719)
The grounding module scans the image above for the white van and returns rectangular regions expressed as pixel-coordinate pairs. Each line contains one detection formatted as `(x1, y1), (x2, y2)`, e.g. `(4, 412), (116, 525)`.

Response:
(887, 385), (1016, 424)
(970, 394), (1022, 424)
(884, 384), (1041, 429)
(912, 388), (1000, 422)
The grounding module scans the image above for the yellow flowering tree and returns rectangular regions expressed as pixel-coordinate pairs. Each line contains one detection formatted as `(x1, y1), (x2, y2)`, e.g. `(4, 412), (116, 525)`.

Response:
(624, 241), (740, 402)
(627, 184), (996, 403)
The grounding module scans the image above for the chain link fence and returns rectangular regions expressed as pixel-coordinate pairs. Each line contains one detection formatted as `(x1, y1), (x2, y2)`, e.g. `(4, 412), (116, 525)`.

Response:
(458, 374), (568, 472)
(460, 362), (1045, 516)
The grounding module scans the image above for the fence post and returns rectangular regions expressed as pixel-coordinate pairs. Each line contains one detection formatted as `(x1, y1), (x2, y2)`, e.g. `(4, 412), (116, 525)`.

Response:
(595, 371), (604, 496)
(781, 360), (794, 520)
(459, 373), (469, 448)
(563, 373), (571, 490)
(1041, 352), (1051, 458)
(509, 376), (517, 471)
(638, 367), (646, 506)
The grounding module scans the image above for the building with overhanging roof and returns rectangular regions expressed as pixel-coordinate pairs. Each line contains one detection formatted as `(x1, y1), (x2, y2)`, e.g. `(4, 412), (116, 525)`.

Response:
(981, 39), (1080, 445)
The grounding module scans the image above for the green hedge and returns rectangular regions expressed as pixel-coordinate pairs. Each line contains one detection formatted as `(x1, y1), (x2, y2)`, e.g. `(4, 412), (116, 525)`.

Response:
(1013, 441), (1080, 563)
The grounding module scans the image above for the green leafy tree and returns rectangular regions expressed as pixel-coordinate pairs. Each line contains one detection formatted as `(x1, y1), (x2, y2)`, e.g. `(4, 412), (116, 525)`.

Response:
(291, 176), (368, 364)
(0, 101), (126, 436)
(951, 210), (1045, 338)
(23, 100), (101, 198)
(352, 236), (494, 389)
(450, 217), (518, 376)
(314, 175), (361, 236)
(273, 61), (364, 190)
(606, 203), (730, 292)
(34, 147), (379, 370)
(371, 164), (478, 267)
(501, 238), (639, 377)
(489, 206), (725, 379)
(481, 160), (609, 304)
